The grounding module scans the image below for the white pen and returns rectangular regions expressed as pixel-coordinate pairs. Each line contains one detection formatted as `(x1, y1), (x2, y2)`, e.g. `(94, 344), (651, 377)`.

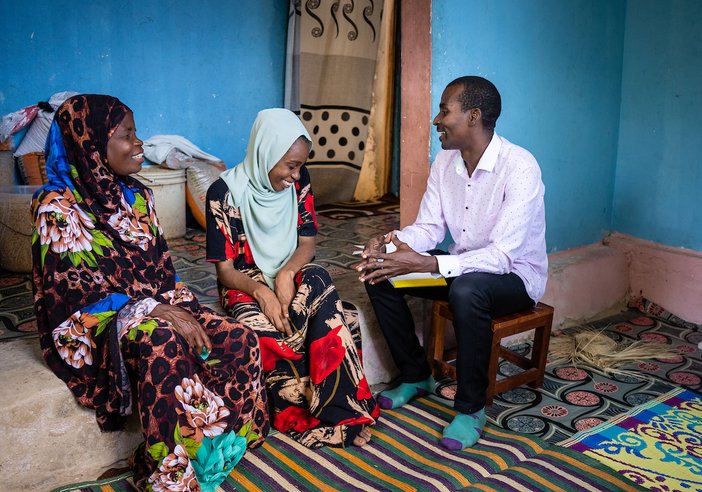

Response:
(351, 244), (365, 255)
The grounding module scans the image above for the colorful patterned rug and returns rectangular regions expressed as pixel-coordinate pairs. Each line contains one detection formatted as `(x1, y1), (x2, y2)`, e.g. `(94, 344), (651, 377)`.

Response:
(166, 229), (219, 305)
(315, 195), (399, 220)
(560, 387), (702, 491)
(52, 395), (646, 492)
(436, 303), (702, 444)
(0, 273), (35, 340)
(315, 210), (400, 276)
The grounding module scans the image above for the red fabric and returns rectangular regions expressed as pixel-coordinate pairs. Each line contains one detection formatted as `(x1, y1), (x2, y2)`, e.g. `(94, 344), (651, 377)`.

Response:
(336, 415), (374, 427)
(259, 337), (302, 372)
(274, 405), (321, 433)
(356, 377), (372, 400)
(309, 325), (346, 384)
(243, 241), (255, 264)
(223, 225), (237, 259)
(225, 289), (255, 305)
(298, 186), (318, 229)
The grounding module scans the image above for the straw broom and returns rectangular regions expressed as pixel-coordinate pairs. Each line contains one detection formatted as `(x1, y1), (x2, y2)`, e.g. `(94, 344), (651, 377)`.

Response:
(548, 327), (678, 377)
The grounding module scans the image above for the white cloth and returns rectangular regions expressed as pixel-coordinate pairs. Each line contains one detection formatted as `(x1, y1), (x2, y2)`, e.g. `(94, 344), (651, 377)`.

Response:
(392, 133), (548, 303)
(142, 135), (221, 165)
(13, 91), (78, 156)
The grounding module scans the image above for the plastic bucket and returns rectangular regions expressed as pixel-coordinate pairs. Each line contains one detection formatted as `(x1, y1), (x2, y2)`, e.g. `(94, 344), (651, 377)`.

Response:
(134, 166), (187, 239)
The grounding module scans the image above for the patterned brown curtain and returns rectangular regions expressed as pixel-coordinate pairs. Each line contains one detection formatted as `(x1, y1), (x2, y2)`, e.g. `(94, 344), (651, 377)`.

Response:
(353, 0), (396, 201)
(288, 0), (393, 204)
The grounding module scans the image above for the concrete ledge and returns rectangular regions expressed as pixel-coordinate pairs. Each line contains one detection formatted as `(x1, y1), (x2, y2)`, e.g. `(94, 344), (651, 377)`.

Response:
(0, 338), (141, 492)
(542, 243), (629, 328)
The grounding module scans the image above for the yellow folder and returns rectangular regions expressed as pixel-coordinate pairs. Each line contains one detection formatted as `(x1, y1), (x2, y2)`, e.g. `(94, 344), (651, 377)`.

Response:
(389, 272), (447, 288)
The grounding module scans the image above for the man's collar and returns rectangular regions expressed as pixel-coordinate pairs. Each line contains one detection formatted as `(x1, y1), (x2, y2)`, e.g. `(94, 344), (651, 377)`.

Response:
(474, 132), (501, 173)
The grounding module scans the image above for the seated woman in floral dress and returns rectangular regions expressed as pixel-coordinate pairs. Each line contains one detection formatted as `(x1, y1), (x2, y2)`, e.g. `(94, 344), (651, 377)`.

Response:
(206, 108), (378, 448)
(31, 94), (269, 491)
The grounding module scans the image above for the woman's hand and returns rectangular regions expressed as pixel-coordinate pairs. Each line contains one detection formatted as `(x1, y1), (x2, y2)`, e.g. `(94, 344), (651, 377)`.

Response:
(151, 303), (211, 356)
(254, 284), (293, 337)
(214, 259), (294, 336)
(275, 269), (297, 322)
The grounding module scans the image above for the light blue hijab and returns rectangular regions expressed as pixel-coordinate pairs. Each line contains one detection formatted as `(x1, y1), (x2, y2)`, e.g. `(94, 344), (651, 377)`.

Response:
(220, 109), (311, 289)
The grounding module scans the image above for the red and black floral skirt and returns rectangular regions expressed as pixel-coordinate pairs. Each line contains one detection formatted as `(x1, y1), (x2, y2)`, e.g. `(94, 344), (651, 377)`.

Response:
(223, 264), (379, 447)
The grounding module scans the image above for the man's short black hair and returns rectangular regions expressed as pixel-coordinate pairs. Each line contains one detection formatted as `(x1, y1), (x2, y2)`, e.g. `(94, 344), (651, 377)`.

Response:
(448, 76), (501, 131)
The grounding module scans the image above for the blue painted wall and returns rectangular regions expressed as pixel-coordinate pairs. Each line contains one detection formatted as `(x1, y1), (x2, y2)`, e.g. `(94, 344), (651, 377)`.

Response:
(613, 0), (702, 250)
(432, 0), (626, 252)
(3, 1), (699, 251)
(0, 0), (287, 167)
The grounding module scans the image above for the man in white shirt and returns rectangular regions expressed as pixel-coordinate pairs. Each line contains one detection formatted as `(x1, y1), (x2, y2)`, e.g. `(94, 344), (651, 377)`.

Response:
(356, 76), (547, 451)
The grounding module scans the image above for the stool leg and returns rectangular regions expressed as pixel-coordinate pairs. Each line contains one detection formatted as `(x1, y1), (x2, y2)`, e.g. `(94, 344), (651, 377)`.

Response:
(485, 330), (500, 406)
(528, 315), (553, 388)
(426, 303), (446, 377)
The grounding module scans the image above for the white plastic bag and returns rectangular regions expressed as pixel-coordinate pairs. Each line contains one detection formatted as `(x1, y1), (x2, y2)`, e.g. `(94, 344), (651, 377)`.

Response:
(143, 135), (221, 167)
(14, 91), (78, 156)
(0, 105), (39, 143)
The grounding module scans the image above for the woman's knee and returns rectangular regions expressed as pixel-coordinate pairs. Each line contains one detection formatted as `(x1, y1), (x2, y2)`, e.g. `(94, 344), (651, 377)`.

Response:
(130, 324), (179, 359)
(300, 264), (332, 286)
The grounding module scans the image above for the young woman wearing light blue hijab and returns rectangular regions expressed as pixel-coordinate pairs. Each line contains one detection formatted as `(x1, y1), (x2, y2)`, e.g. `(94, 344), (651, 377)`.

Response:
(206, 109), (378, 448)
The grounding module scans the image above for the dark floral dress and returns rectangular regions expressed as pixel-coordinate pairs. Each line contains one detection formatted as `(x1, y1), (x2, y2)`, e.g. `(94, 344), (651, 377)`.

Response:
(32, 95), (269, 492)
(206, 171), (378, 447)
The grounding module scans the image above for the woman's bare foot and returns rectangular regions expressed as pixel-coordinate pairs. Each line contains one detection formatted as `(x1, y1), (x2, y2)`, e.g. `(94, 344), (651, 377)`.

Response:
(352, 427), (372, 447)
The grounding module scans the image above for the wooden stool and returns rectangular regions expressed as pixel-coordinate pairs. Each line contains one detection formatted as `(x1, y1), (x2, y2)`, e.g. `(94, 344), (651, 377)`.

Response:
(426, 300), (554, 405)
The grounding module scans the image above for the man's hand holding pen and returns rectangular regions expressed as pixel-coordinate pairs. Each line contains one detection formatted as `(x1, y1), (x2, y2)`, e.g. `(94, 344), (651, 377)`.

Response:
(353, 232), (438, 285)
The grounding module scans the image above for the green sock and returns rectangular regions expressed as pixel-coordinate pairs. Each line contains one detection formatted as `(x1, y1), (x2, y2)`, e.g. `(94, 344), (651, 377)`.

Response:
(439, 408), (486, 450)
(378, 376), (436, 409)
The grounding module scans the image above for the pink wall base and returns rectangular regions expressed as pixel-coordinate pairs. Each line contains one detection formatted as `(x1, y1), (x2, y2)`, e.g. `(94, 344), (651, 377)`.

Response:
(542, 244), (629, 328)
(605, 232), (702, 324)
(539, 233), (702, 329)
